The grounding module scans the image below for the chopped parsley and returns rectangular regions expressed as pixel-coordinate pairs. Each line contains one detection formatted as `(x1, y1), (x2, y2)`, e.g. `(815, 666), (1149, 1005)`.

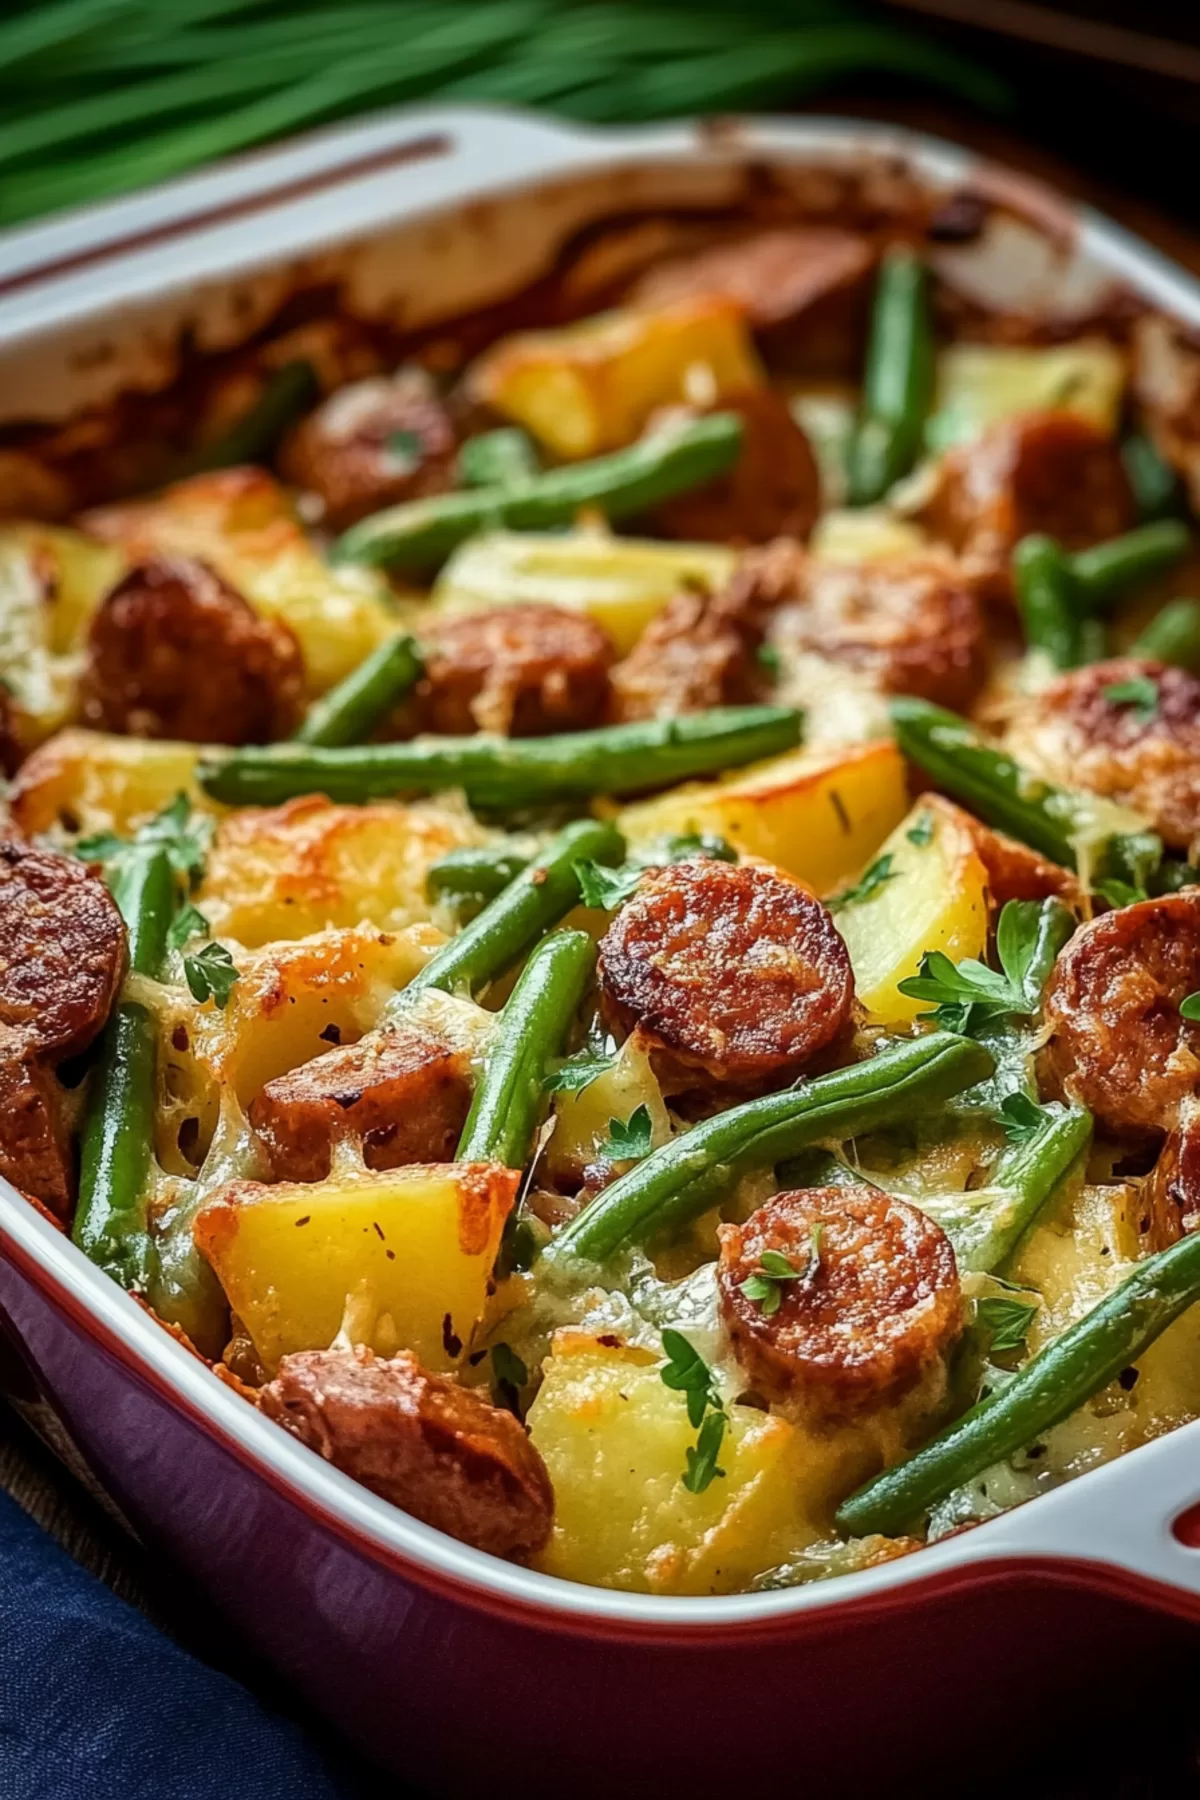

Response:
(543, 1046), (617, 1096)
(738, 1227), (824, 1317)
(977, 1295), (1038, 1355)
(897, 898), (1073, 1035)
(1102, 674), (1159, 725)
(905, 810), (935, 848)
(76, 791), (214, 888)
(167, 902), (210, 951)
(600, 1103), (653, 1163)
(827, 853), (896, 914)
(660, 1328), (729, 1494)
(1181, 992), (1200, 1022)
(998, 1092), (1046, 1145)
(182, 940), (239, 1009)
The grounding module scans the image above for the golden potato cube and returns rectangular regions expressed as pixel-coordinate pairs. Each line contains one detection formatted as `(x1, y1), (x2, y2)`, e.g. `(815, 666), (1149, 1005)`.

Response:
(474, 298), (762, 459)
(619, 739), (908, 893)
(927, 340), (1126, 453)
(194, 1162), (519, 1374)
(808, 508), (932, 565)
(833, 795), (989, 1027)
(196, 794), (479, 948)
(527, 1333), (841, 1594)
(546, 1035), (672, 1188)
(10, 728), (210, 838)
(0, 525), (123, 751)
(433, 530), (735, 655)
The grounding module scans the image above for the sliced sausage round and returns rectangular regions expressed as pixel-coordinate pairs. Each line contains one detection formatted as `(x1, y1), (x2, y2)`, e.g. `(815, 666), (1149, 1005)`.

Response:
(260, 1345), (553, 1559)
(80, 554), (306, 744)
(413, 604), (613, 737)
(1004, 658), (1200, 853)
(278, 367), (458, 529)
(651, 390), (822, 545)
(717, 1185), (963, 1425)
(1041, 892), (1200, 1139)
(598, 859), (855, 1090)
(609, 584), (761, 722)
(0, 1054), (75, 1214)
(0, 840), (126, 1061)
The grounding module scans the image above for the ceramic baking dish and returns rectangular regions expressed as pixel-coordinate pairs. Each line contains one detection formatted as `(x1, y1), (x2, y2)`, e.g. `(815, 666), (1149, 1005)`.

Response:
(3, 105), (1200, 1794)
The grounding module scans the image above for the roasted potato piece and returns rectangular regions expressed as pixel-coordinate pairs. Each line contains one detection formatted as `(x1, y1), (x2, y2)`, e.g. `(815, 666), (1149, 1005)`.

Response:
(808, 508), (932, 566)
(262, 1346), (553, 1558)
(9, 729), (208, 839)
(544, 1033), (672, 1190)
(277, 368), (458, 529)
(926, 341), (1126, 453)
(194, 1161), (519, 1374)
(0, 525), (123, 754)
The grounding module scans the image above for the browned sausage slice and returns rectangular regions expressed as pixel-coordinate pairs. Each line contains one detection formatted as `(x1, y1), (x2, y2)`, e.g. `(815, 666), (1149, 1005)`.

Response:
(651, 391), (822, 545)
(729, 540), (986, 711)
(413, 604), (613, 737)
(609, 585), (762, 722)
(249, 1024), (472, 1183)
(1041, 893), (1200, 1140)
(260, 1345), (553, 1559)
(0, 1053), (76, 1214)
(1140, 1098), (1200, 1253)
(278, 368), (458, 530)
(598, 860), (855, 1090)
(80, 554), (306, 744)
(1004, 658), (1200, 853)
(922, 796), (1082, 910)
(918, 410), (1134, 601)
(717, 1186), (962, 1425)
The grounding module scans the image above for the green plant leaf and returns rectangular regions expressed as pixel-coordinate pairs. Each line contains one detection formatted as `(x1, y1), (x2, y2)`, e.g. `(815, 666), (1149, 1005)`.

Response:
(601, 1103), (653, 1163)
(827, 853), (896, 914)
(183, 940), (239, 1009)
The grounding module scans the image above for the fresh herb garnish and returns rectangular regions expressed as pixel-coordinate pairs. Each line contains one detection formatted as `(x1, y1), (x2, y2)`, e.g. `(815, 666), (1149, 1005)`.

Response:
(457, 427), (539, 489)
(1182, 992), (1200, 1022)
(998, 1092), (1046, 1145)
(684, 1410), (728, 1495)
(1102, 674), (1159, 725)
(905, 810), (935, 848)
(738, 1226), (825, 1317)
(183, 940), (239, 1009)
(655, 832), (737, 865)
(660, 1328), (729, 1494)
(575, 834), (738, 910)
(76, 791), (214, 888)
(168, 902), (210, 951)
(827, 853), (896, 914)
(574, 859), (644, 911)
(897, 898), (1073, 1035)
(977, 1295), (1038, 1355)
(490, 1342), (528, 1414)
(386, 428), (422, 464)
(543, 1046), (616, 1096)
(600, 1103), (653, 1163)
(757, 642), (783, 680)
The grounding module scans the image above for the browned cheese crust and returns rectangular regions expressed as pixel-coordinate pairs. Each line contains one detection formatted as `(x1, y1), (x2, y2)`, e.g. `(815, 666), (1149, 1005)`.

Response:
(717, 1186), (963, 1425)
(918, 410), (1134, 601)
(0, 841), (126, 1210)
(80, 554), (306, 744)
(1004, 658), (1200, 854)
(411, 603), (614, 737)
(609, 584), (762, 722)
(651, 390), (822, 545)
(260, 1345), (553, 1559)
(732, 539), (985, 711)
(598, 860), (855, 1091)
(1041, 893), (1200, 1140)
(249, 1025), (473, 1183)
(278, 368), (458, 529)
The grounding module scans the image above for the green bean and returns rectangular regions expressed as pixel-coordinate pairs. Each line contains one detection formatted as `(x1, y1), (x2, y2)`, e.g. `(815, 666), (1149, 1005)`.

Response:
(198, 704), (802, 811)
(457, 928), (595, 1166)
(1013, 534), (1085, 669)
(1122, 433), (1182, 523)
(457, 427), (539, 489)
(332, 413), (744, 572)
(889, 696), (1163, 884)
(292, 634), (422, 747)
(1131, 598), (1200, 672)
(846, 248), (933, 507)
(426, 843), (533, 908)
(185, 359), (318, 473)
(402, 817), (621, 1002)
(1070, 519), (1190, 608)
(544, 1031), (993, 1268)
(836, 1226), (1200, 1538)
(73, 848), (173, 1290)
(929, 1105), (1092, 1275)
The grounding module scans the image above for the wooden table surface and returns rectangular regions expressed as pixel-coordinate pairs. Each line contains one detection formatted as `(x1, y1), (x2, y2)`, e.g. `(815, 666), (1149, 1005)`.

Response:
(4, 88), (1200, 1800)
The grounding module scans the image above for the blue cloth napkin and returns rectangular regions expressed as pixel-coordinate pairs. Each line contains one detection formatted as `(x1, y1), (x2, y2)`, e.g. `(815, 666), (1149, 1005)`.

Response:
(0, 1487), (368, 1800)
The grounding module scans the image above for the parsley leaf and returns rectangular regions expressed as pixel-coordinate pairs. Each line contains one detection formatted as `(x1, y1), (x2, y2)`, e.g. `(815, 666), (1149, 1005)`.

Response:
(1182, 992), (1200, 1022)
(739, 1226), (825, 1317)
(574, 859), (644, 911)
(1102, 674), (1159, 725)
(543, 1046), (617, 1096)
(661, 1329), (729, 1491)
(76, 791), (214, 888)
(683, 1409), (727, 1495)
(999, 1092), (1046, 1145)
(898, 898), (1074, 1033)
(757, 642), (783, 680)
(977, 1295), (1038, 1355)
(183, 940), (239, 1009)
(827, 853), (896, 914)
(168, 902), (210, 951)
(386, 428), (423, 464)
(905, 810), (934, 848)
(601, 1103), (653, 1163)
(1093, 878), (1147, 909)
(575, 834), (738, 911)
(654, 832), (737, 866)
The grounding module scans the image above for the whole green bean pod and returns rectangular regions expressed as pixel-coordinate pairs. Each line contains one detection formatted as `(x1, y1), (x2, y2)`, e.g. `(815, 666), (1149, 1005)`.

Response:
(1122, 433), (1182, 522)
(1070, 519), (1190, 607)
(457, 929), (596, 1166)
(929, 1104), (1091, 1275)
(890, 696), (1162, 883)
(73, 848), (174, 1289)
(187, 359), (318, 473)
(1012, 534), (1084, 669)
(457, 427), (539, 488)
(847, 248), (933, 507)
(836, 1226), (1200, 1538)
(544, 1031), (993, 1268)
(426, 843), (533, 909)
(293, 634), (423, 747)
(333, 413), (744, 572)
(1131, 597), (1200, 672)
(198, 704), (802, 810)
(402, 817), (621, 1002)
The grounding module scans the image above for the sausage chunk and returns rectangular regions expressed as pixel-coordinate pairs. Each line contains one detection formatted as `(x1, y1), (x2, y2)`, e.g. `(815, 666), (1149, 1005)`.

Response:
(261, 1346), (553, 1559)
(413, 604), (613, 737)
(1140, 1098), (1200, 1254)
(731, 540), (986, 710)
(918, 410), (1134, 601)
(1004, 659), (1200, 853)
(718, 1186), (963, 1427)
(0, 841), (126, 1210)
(278, 368), (457, 529)
(249, 1025), (472, 1183)
(80, 554), (305, 744)
(1041, 893), (1200, 1140)
(609, 585), (761, 722)
(651, 391), (822, 545)
(598, 860), (855, 1090)
(924, 797), (1082, 910)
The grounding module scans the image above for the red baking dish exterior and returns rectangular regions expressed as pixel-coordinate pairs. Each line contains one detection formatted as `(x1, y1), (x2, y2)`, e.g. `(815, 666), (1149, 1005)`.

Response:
(3, 108), (1200, 1792)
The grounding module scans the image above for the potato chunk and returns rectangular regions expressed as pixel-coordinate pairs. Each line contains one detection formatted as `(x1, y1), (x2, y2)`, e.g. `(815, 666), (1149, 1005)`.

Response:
(10, 728), (208, 838)
(194, 1162), (519, 1374)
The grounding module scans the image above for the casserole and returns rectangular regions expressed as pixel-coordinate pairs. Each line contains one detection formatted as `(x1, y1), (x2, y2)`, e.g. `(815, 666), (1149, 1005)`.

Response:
(3, 104), (1200, 1789)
